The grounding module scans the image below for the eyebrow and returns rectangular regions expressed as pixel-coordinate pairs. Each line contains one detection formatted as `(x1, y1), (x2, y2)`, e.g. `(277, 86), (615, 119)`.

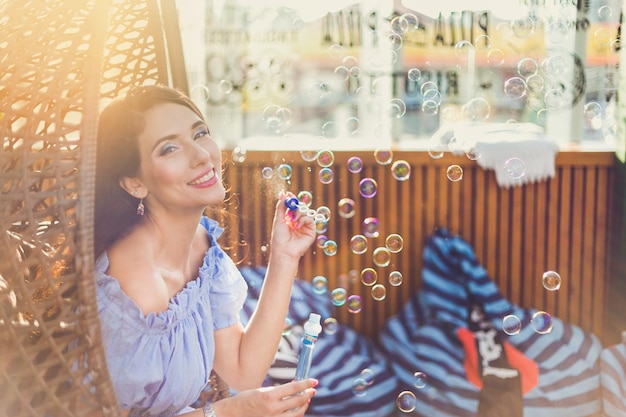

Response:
(151, 120), (208, 152)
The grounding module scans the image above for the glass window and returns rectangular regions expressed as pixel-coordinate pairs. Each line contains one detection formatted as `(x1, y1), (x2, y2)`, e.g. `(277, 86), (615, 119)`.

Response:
(176, 0), (621, 151)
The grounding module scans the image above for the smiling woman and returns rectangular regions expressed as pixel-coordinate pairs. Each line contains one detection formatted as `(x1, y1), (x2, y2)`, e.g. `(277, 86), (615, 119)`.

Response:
(93, 84), (319, 416)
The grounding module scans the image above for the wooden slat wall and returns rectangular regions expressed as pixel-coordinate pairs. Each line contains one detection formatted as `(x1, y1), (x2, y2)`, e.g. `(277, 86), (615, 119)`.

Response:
(217, 150), (615, 342)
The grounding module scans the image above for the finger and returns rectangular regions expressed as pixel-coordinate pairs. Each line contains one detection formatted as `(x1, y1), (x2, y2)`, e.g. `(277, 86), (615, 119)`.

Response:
(273, 190), (289, 226)
(276, 378), (317, 397)
(279, 388), (316, 413)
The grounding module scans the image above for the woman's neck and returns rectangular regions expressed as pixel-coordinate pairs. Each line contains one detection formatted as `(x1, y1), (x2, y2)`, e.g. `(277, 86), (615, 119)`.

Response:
(139, 209), (206, 273)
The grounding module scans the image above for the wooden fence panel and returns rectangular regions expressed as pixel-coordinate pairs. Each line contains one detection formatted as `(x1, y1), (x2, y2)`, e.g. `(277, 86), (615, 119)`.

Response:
(220, 150), (615, 342)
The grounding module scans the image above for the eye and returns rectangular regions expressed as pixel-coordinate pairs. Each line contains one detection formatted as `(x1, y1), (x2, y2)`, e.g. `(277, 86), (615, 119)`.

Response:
(194, 128), (210, 140)
(160, 143), (177, 155)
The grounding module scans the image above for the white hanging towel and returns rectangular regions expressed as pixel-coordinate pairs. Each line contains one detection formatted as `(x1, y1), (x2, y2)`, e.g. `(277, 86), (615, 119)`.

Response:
(430, 122), (559, 188)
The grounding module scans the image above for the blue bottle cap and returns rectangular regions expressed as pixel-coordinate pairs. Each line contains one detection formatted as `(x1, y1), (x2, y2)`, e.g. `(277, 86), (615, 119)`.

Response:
(284, 196), (300, 211)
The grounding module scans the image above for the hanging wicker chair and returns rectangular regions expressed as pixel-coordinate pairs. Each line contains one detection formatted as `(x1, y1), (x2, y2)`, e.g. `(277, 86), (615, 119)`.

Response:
(0, 1), (228, 415)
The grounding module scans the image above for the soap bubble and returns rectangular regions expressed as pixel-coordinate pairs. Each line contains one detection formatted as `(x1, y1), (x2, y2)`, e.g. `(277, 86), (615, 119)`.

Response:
(323, 240), (338, 256)
(318, 167), (334, 184)
(454, 40), (474, 61)
(323, 317), (338, 335)
(371, 284), (387, 301)
(360, 268), (378, 286)
(347, 156), (363, 173)
(517, 57), (538, 78)
(345, 117), (360, 135)
(526, 74), (545, 94)
(385, 234), (404, 253)
(316, 206), (332, 221)
(190, 84), (210, 103)
(504, 157), (526, 179)
(232, 146), (247, 163)
(544, 88), (565, 110)
(542, 270), (561, 291)
(328, 43), (344, 58)
(315, 220), (329, 234)
(391, 160), (411, 181)
(301, 150), (319, 162)
(283, 317), (293, 336)
(446, 165), (464, 182)
(420, 81), (438, 96)
(511, 16), (535, 38)
(424, 88), (442, 105)
(359, 178), (378, 198)
(334, 65), (350, 81)
(422, 99), (440, 115)
(307, 82), (331, 99)
(504, 77), (527, 99)
(502, 314), (522, 335)
(347, 295), (363, 314)
(316, 235), (328, 248)
(261, 166), (273, 179)
(466, 145), (481, 160)
(262, 105), (288, 129)
(400, 13), (419, 31)
(349, 66), (361, 78)
(374, 149), (393, 165)
(388, 33), (403, 51)
(277, 163), (293, 180)
(338, 198), (356, 218)
(413, 371), (428, 389)
(373, 247), (391, 267)
(598, 5), (613, 19)
(312, 275), (328, 294)
(428, 143), (446, 159)
(531, 311), (553, 334)
(472, 32), (490, 47)
(408, 68), (421, 82)
(317, 149), (335, 167)
(352, 378), (368, 397)
(584, 102), (603, 121)
(396, 391), (417, 413)
(297, 191), (313, 207)
(360, 368), (376, 386)
(463, 98), (491, 121)
(362, 217), (380, 238)
(322, 121), (340, 139)
(388, 271), (403, 286)
(218, 79), (233, 94)
(486, 49), (505, 66)
(331, 288), (347, 306)
(388, 98), (407, 118)
(350, 234), (368, 255)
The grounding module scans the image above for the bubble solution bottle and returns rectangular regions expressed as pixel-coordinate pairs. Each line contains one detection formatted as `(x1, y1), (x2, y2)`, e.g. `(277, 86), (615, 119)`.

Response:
(294, 313), (322, 381)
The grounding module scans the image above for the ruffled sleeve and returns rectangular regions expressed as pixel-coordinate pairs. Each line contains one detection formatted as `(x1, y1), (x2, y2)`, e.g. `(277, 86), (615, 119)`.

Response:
(200, 217), (248, 329)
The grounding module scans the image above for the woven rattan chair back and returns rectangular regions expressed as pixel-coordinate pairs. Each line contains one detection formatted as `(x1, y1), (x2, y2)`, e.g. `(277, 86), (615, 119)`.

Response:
(0, 1), (227, 415)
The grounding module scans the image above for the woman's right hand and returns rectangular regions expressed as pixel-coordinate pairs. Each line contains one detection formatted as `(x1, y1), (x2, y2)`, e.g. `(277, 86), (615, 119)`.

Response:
(211, 378), (318, 417)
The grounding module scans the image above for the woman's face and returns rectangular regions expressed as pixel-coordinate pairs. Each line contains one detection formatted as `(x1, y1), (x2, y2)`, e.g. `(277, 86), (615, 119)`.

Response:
(133, 101), (225, 213)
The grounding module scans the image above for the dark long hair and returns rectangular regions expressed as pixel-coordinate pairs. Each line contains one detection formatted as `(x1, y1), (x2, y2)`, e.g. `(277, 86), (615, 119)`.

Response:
(94, 85), (206, 259)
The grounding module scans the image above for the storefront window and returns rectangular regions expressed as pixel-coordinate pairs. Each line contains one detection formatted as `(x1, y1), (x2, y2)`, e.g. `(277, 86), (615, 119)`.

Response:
(175, 0), (622, 150)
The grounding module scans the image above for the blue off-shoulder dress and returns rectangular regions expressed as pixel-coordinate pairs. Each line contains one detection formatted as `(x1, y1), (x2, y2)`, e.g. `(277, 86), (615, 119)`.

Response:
(95, 217), (248, 416)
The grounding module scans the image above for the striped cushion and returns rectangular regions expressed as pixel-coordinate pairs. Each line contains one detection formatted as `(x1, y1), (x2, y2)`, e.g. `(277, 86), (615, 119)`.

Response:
(380, 228), (603, 417)
(600, 343), (626, 416)
(239, 266), (399, 417)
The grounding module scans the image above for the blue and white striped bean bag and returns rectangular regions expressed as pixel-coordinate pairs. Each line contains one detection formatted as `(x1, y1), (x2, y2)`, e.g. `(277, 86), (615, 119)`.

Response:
(380, 228), (603, 417)
(239, 266), (399, 417)
(600, 341), (626, 416)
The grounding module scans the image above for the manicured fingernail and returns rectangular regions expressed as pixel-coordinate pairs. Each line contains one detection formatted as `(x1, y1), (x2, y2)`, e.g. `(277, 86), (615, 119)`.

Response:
(311, 379), (319, 387)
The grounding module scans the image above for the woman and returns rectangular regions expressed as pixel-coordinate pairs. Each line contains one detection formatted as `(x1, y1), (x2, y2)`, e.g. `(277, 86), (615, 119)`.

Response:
(94, 84), (317, 416)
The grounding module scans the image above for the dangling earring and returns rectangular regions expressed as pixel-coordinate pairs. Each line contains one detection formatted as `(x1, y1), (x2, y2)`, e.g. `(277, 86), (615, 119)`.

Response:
(136, 198), (145, 216)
